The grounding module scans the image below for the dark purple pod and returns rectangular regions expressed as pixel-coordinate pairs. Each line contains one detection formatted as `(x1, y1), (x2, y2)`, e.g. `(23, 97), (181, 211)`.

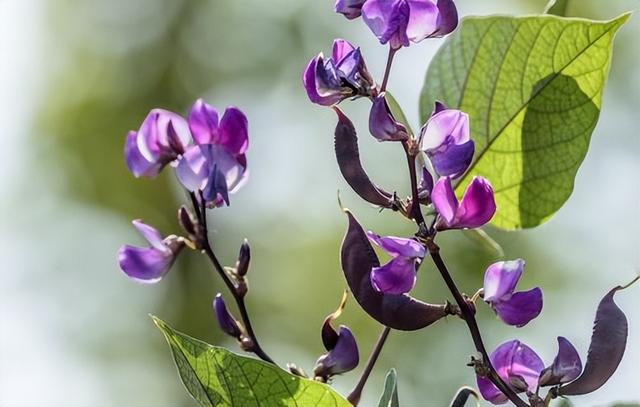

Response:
(340, 210), (449, 330)
(558, 284), (630, 396)
(333, 107), (394, 208)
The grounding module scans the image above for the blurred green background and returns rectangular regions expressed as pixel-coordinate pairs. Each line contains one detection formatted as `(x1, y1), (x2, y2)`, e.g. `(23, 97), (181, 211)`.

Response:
(0, 0), (638, 406)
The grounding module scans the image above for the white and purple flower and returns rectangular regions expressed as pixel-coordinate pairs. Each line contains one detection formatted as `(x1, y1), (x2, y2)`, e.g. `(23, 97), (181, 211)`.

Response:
(366, 232), (425, 294)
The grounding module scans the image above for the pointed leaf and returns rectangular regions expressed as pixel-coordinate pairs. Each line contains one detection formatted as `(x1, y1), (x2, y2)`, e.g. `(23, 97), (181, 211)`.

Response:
(449, 386), (479, 407)
(544, 0), (569, 16)
(420, 14), (628, 229)
(377, 368), (400, 407)
(152, 316), (351, 407)
(559, 283), (632, 396)
(334, 107), (394, 208)
(341, 210), (450, 330)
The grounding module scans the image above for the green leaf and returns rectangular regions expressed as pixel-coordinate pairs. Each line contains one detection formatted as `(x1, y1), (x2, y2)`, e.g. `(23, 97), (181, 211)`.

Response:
(420, 13), (628, 229)
(544, 0), (569, 16)
(385, 91), (414, 136)
(377, 368), (399, 407)
(152, 316), (351, 407)
(462, 228), (504, 258)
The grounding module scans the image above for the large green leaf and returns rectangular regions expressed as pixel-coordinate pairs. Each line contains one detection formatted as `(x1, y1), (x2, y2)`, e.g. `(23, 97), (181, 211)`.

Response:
(420, 13), (628, 229)
(153, 316), (351, 407)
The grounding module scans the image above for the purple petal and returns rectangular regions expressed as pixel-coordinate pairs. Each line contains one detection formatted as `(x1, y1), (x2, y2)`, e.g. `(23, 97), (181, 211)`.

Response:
(368, 95), (407, 142)
(335, 48), (363, 88)
(316, 325), (359, 376)
(539, 337), (583, 386)
(421, 108), (470, 151)
(429, 139), (474, 178)
(132, 220), (166, 251)
(370, 257), (417, 294)
(176, 145), (209, 192)
(137, 109), (190, 162)
(406, 0), (439, 43)
(508, 341), (545, 392)
(188, 98), (219, 145)
(493, 287), (543, 327)
(203, 164), (230, 206)
(124, 130), (162, 177)
(418, 167), (434, 200)
(366, 231), (425, 258)
(204, 145), (247, 193)
(213, 293), (242, 338)
(483, 259), (525, 302)
(362, 0), (410, 48)
(432, 176), (458, 225)
(455, 176), (496, 229)
(431, 100), (447, 116)
(434, 0), (458, 36)
(219, 107), (249, 155)
(334, 0), (366, 20)
(117, 245), (173, 283)
(332, 38), (356, 62)
(302, 54), (346, 106)
(476, 375), (508, 405)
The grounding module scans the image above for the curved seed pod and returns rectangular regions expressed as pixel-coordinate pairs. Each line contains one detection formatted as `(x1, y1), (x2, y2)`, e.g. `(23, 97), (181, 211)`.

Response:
(340, 210), (449, 330)
(333, 107), (394, 208)
(558, 284), (631, 396)
(449, 386), (478, 407)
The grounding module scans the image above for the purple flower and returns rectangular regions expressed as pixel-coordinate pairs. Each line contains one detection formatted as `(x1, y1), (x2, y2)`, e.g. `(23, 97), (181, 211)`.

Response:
(477, 340), (544, 405)
(303, 39), (373, 106)
(361, 0), (458, 49)
(369, 95), (408, 141)
(125, 109), (191, 177)
(314, 325), (359, 377)
(335, 0), (367, 19)
(420, 102), (474, 178)
(176, 99), (249, 207)
(483, 259), (543, 327)
(117, 220), (184, 283)
(366, 232), (425, 294)
(432, 176), (496, 230)
(539, 337), (582, 387)
(213, 293), (243, 339)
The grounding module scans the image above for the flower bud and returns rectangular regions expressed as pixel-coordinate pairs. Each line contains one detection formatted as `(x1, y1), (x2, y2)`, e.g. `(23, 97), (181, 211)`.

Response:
(334, 0), (366, 19)
(178, 205), (197, 236)
(235, 239), (251, 277)
(213, 294), (243, 339)
(368, 95), (408, 142)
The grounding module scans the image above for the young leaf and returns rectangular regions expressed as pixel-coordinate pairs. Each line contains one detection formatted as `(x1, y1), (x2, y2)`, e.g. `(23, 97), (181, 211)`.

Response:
(544, 0), (569, 16)
(340, 210), (450, 330)
(333, 107), (394, 208)
(449, 386), (479, 407)
(558, 281), (633, 396)
(461, 228), (504, 258)
(152, 316), (351, 407)
(377, 368), (400, 407)
(420, 14), (629, 230)
(384, 92), (414, 136)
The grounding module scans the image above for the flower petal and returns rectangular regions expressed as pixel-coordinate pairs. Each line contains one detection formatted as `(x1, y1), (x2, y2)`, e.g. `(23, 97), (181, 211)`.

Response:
(476, 375), (508, 405)
(315, 325), (359, 376)
(370, 257), (417, 294)
(369, 95), (408, 142)
(366, 232), (425, 258)
(334, 0), (366, 20)
(421, 108), (470, 151)
(483, 259), (525, 302)
(176, 145), (209, 192)
(137, 109), (190, 162)
(188, 99), (219, 145)
(539, 336), (583, 386)
(124, 130), (162, 177)
(131, 220), (166, 251)
(332, 38), (356, 62)
(493, 287), (543, 327)
(219, 107), (249, 155)
(429, 139), (474, 178)
(432, 176), (458, 225)
(406, 0), (439, 42)
(117, 245), (173, 283)
(508, 341), (545, 392)
(434, 0), (458, 36)
(455, 176), (496, 229)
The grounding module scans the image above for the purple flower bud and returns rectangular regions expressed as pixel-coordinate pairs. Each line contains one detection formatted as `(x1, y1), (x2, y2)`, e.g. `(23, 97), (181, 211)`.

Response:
(303, 39), (373, 106)
(213, 294), (243, 339)
(420, 102), (474, 178)
(539, 337), (582, 387)
(235, 239), (251, 277)
(369, 95), (408, 141)
(361, 0), (458, 49)
(418, 167), (434, 202)
(117, 220), (184, 283)
(176, 100), (249, 207)
(482, 259), (543, 327)
(178, 206), (197, 236)
(366, 232), (425, 294)
(432, 176), (496, 230)
(477, 340), (544, 405)
(335, 0), (367, 19)
(124, 109), (191, 177)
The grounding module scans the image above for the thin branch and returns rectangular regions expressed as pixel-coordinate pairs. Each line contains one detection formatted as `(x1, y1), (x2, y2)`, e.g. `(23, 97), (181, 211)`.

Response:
(347, 326), (391, 405)
(190, 192), (276, 365)
(379, 46), (397, 93)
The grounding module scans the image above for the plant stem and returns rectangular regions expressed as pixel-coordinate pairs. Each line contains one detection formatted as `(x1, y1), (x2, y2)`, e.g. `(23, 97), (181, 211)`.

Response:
(189, 192), (276, 365)
(380, 46), (397, 93)
(403, 143), (426, 226)
(347, 326), (391, 405)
